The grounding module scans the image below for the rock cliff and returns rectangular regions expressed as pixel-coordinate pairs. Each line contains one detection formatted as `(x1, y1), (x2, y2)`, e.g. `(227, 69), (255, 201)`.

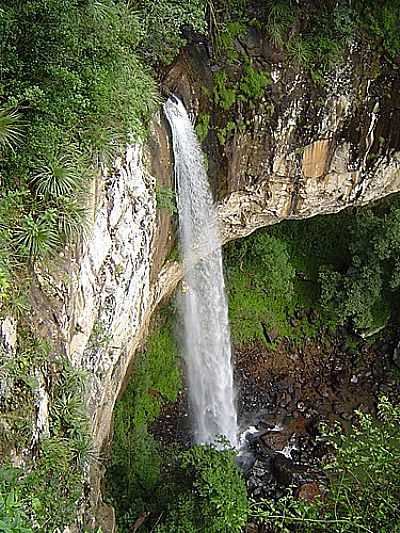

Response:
(3, 33), (399, 527)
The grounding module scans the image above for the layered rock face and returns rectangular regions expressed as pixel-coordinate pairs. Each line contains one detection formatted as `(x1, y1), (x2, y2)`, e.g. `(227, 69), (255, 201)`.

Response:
(75, 34), (400, 467)
(164, 34), (400, 242)
(6, 32), (398, 525)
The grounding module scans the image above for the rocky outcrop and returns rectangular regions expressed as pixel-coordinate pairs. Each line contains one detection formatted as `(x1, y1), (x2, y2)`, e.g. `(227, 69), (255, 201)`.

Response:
(29, 138), (181, 525)
(164, 37), (400, 242)
(19, 32), (400, 527)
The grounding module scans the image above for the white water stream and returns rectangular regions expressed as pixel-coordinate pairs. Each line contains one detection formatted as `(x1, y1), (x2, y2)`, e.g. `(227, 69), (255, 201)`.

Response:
(164, 96), (238, 448)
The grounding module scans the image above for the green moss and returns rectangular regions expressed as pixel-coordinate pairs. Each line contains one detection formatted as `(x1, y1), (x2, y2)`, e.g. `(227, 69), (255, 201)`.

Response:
(195, 112), (211, 142)
(107, 312), (182, 529)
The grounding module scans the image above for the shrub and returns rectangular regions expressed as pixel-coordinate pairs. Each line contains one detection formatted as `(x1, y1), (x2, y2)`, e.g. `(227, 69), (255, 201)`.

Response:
(0, 107), (24, 151)
(133, 0), (207, 66)
(158, 444), (249, 533)
(254, 397), (400, 532)
(239, 64), (271, 101)
(266, 1), (298, 49)
(195, 112), (211, 142)
(0, 329), (90, 531)
(0, 0), (158, 266)
(213, 70), (238, 110)
(225, 231), (296, 344)
(319, 203), (400, 332)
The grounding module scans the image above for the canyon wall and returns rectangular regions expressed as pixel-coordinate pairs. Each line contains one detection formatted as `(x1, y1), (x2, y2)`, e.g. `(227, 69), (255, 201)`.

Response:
(2, 32), (399, 528)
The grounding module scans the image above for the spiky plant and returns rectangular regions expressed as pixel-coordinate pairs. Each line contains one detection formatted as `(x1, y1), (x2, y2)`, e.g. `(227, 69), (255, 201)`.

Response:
(51, 392), (86, 434)
(5, 292), (30, 319)
(32, 154), (85, 198)
(287, 35), (314, 68)
(267, 1), (296, 48)
(13, 210), (60, 259)
(0, 107), (24, 150)
(85, 123), (125, 167)
(54, 197), (88, 243)
(70, 434), (96, 467)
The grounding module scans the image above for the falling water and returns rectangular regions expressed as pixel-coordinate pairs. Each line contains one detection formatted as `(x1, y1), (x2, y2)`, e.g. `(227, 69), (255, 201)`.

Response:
(164, 96), (238, 448)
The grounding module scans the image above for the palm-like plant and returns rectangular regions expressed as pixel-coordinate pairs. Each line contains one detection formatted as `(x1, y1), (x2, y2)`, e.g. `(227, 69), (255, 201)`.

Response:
(54, 196), (88, 242)
(13, 210), (60, 259)
(267, 2), (295, 48)
(32, 154), (85, 198)
(287, 35), (314, 68)
(0, 107), (24, 150)
(70, 433), (96, 467)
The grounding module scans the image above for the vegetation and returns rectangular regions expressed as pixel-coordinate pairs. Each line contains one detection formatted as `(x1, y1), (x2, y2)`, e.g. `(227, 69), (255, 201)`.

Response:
(0, 0), (210, 287)
(135, 0), (207, 66)
(107, 312), (182, 529)
(0, 327), (91, 531)
(255, 397), (400, 532)
(225, 232), (296, 344)
(107, 311), (249, 533)
(0, 0), (157, 299)
(206, 0), (400, 143)
(2, 0), (400, 531)
(319, 201), (400, 332)
(157, 444), (249, 533)
(156, 185), (177, 214)
(0, 3), (210, 530)
(224, 195), (400, 345)
(195, 112), (211, 143)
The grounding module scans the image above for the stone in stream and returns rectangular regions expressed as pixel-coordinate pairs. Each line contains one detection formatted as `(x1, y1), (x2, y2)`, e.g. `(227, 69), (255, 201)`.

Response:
(272, 453), (294, 486)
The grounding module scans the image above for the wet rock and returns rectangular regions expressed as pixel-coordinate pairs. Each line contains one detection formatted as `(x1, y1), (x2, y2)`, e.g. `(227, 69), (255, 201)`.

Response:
(261, 431), (290, 452)
(297, 482), (321, 502)
(287, 417), (308, 434)
(237, 452), (256, 475)
(272, 454), (294, 486)
(392, 342), (400, 368)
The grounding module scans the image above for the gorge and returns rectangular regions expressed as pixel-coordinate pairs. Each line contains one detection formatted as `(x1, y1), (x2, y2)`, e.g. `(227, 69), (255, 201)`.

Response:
(0, 1), (400, 532)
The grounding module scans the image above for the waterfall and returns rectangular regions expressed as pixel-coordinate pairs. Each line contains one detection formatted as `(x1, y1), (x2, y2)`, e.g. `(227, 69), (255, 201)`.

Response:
(164, 96), (238, 448)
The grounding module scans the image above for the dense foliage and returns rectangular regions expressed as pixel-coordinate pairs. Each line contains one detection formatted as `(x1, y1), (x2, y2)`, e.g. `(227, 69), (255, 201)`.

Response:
(255, 397), (400, 532)
(319, 200), (400, 332)
(224, 195), (400, 345)
(0, 0), (209, 306)
(0, 331), (90, 531)
(0, 0), (157, 272)
(107, 313), (182, 529)
(225, 232), (297, 344)
(157, 444), (249, 533)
